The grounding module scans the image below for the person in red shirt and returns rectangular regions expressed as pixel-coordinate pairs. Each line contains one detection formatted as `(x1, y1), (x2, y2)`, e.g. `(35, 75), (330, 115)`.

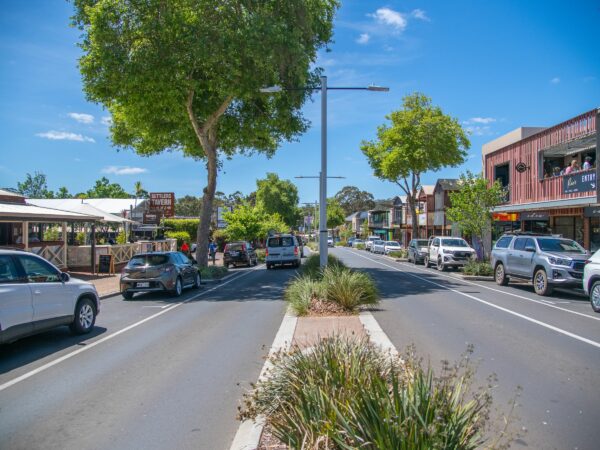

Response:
(181, 241), (190, 256)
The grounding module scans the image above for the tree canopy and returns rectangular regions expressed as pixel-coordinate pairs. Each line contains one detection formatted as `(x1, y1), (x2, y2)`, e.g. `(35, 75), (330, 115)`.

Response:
(72, 0), (339, 266)
(256, 173), (300, 227)
(223, 204), (287, 242)
(333, 185), (375, 216)
(175, 195), (202, 217)
(361, 93), (470, 236)
(16, 172), (71, 199)
(86, 177), (130, 198)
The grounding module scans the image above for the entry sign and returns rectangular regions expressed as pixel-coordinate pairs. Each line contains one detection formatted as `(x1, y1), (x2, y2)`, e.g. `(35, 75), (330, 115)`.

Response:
(563, 171), (596, 194)
(149, 192), (175, 217)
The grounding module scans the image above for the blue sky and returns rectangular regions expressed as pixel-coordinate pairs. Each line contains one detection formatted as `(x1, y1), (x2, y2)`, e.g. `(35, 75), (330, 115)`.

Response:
(1, 1), (599, 203)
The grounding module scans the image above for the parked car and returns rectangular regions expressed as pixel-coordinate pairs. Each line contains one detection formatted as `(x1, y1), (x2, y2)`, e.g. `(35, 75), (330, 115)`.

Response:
(583, 249), (600, 313)
(425, 236), (476, 271)
(383, 241), (403, 254)
(120, 252), (201, 299)
(0, 249), (100, 344)
(352, 239), (365, 248)
(491, 233), (589, 296)
(365, 235), (381, 252)
(327, 237), (334, 247)
(371, 240), (386, 254)
(265, 234), (301, 269)
(408, 239), (430, 264)
(223, 241), (258, 268)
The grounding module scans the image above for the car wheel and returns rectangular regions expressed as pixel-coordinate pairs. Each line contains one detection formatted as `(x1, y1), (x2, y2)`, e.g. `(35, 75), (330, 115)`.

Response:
(495, 263), (509, 286)
(590, 281), (600, 313)
(171, 277), (183, 297)
(193, 271), (201, 289)
(247, 257), (252, 267)
(70, 298), (96, 334)
(122, 291), (134, 300)
(437, 257), (445, 271)
(266, 263), (271, 270)
(533, 269), (553, 296)
(424, 256), (430, 268)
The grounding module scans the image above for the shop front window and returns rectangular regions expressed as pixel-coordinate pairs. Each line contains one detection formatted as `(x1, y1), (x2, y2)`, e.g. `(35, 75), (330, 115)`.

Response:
(523, 220), (549, 234)
(591, 218), (600, 252)
(553, 216), (583, 245)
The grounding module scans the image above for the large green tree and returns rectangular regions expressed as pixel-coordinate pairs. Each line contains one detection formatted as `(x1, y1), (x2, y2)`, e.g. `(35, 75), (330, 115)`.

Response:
(223, 204), (286, 242)
(86, 177), (130, 198)
(255, 173), (300, 227)
(175, 195), (202, 217)
(334, 186), (375, 216)
(361, 93), (470, 236)
(17, 172), (52, 198)
(72, 0), (339, 266)
(446, 171), (506, 260)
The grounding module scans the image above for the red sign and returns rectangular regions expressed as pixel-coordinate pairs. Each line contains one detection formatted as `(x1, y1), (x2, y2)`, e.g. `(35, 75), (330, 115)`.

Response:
(149, 192), (175, 218)
(493, 212), (519, 222)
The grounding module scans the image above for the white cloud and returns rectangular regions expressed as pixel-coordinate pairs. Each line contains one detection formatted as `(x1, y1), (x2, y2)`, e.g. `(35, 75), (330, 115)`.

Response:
(411, 9), (429, 21)
(463, 117), (496, 125)
(550, 77), (560, 84)
(356, 33), (370, 44)
(465, 126), (493, 136)
(101, 116), (112, 126)
(368, 8), (407, 31)
(102, 166), (148, 175)
(36, 130), (95, 143)
(68, 112), (94, 124)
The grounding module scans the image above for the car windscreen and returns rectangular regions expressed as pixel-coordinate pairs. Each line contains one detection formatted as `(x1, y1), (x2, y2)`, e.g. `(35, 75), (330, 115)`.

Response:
(127, 255), (170, 267)
(267, 237), (294, 247)
(227, 243), (245, 251)
(385, 241), (400, 246)
(537, 238), (586, 253)
(441, 239), (468, 247)
(416, 240), (429, 246)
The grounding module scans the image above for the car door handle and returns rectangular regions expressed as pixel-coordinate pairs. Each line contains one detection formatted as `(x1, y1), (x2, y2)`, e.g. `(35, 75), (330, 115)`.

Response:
(34, 290), (41, 295)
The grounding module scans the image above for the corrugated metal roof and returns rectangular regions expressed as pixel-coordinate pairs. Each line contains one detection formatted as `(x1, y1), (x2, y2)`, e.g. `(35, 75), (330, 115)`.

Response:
(27, 198), (147, 215)
(0, 202), (102, 221)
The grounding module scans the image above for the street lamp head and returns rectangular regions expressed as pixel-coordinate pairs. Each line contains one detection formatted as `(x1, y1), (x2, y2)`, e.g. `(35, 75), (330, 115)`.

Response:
(367, 85), (390, 92)
(259, 85), (283, 93)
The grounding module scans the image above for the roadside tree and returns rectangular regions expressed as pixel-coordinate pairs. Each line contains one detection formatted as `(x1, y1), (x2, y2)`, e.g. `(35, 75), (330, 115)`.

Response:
(256, 173), (301, 228)
(134, 181), (149, 199)
(446, 171), (506, 260)
(334, 186), (375, 216)
(175, 195), (202, 217)
(223, 204), (287, 243)
(72, 0), (339, 266)
(86, 177), (130, 199)
(17, 172), (53, 198)
(361, 93), (470, 236)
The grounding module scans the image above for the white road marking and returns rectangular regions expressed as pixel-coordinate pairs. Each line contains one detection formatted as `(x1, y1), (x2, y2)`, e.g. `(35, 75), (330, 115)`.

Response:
(343, 248), (600, 322)
(344, 249), (600, 350)
(0, 265), (264, 393)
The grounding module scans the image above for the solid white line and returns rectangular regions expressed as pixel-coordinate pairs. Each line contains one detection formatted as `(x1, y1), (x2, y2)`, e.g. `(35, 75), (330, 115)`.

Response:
(344, 249), (600, 350)
(0, 265), (263, 393)
(359, 311), (399, 358)
(229, 310), (297, 450)
(344, 248), (600, 322)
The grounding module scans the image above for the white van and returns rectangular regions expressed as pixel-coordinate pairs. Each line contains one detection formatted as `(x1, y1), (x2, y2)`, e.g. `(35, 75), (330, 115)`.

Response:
(365, 235), (381, 252)
(265, 234), (301, 269)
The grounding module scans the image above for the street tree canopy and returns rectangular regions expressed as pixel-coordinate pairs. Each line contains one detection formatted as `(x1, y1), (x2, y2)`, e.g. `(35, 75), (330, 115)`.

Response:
(223, 204), (287, 243)
(361, 93), (470, 236)
(256, 173), (300, 227)
(17, 172), (52, 198)
(446, 171), (506, 259)
(86, 177), (130, 199)
(72, 0), (339, 266)
(334, 186), (375, 216)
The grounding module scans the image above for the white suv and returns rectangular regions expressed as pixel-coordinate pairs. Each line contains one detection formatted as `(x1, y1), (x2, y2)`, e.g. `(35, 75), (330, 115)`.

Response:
(0, 249), (100, 344)
(365, 236), (381, 252)
(583, 249), (600, 313)
(425, 236), (476, 271)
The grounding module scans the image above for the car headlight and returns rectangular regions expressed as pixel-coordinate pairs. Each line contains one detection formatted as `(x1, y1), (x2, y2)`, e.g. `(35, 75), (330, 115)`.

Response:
(547, 257), (571, 267)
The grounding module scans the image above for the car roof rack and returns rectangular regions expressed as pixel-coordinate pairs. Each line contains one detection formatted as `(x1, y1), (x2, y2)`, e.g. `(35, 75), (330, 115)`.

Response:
(501, 231), (552, 236)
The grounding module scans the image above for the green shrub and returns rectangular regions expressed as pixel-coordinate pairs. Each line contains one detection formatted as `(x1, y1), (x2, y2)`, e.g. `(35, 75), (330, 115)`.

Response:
(306, 241), (319, 252)
(335, 240), (346, 247)
(116, 230), (127, 244)
(241, 337), (498, 450)
(165, 231), (191, 248)
(43, 227), (60, 241)
(254, 248), (266, 263)
(388, 249), (408, 258)
(321, 265), (379, 311)
(300, 253), (346, 280)
(75, 231), (86, 245)
(284, 276), (324, 316)
(162, 218), (199, 241)
(198, 265), (228, 280)
(462, 260), (493, 276)
(355, 243), (366, 250)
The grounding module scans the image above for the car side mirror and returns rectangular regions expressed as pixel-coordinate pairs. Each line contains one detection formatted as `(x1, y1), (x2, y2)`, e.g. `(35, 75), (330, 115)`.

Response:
(60, 272), (70, 283)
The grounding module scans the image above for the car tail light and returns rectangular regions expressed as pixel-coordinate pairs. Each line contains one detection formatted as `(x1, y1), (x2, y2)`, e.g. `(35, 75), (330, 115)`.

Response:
(294, 246), (298, 256)
(265, 248), (269, 257)
(224, 244), (229, 253)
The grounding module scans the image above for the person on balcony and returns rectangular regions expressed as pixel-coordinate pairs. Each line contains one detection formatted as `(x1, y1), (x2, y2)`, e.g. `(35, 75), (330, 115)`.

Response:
(564, 159), (580, 174)
(552, 166), (562, 177)
(583, 156), (593, 171)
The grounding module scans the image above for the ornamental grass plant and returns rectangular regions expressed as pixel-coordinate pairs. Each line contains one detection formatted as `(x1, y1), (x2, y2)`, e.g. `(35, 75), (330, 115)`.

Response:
(240, 336), (503, 450)
(321, 265), (379, 311)
(462, 260), (494, 276)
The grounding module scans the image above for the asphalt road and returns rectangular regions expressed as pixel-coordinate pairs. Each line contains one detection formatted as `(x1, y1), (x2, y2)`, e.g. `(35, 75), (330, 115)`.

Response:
(333, 247), (600, 450)
(0, 264), (295, 450)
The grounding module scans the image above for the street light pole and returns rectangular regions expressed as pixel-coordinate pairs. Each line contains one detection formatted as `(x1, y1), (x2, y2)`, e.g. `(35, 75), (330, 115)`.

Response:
(319, 76), (328, 268)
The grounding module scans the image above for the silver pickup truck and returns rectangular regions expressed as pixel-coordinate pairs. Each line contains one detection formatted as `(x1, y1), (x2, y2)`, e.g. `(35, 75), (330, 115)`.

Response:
(491, 233), (589, 296)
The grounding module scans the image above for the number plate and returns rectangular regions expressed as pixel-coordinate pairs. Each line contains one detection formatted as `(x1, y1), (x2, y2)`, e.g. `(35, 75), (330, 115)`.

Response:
(230, 251), (239, 256)
(137, 282), (150, 288)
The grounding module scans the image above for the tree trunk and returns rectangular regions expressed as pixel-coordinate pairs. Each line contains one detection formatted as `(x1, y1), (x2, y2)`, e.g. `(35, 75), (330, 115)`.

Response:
(195, 147), (217, 267)
(408, 197), (418, 239)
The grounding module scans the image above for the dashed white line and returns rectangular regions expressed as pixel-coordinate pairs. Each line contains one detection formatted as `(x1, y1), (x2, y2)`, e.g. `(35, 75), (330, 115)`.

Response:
(343, 249), (600, 350)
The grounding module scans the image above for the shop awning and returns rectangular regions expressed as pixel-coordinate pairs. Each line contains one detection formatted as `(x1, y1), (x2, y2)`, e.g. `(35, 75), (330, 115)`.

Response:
(0, 202), (102, 222)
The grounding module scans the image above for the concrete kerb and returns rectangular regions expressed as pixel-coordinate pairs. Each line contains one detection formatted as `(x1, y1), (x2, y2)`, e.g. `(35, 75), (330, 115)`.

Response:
(229, 309), (298, 450)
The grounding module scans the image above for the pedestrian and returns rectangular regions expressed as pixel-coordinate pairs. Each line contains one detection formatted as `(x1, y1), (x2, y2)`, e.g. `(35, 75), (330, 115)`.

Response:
(564, 159), (579, 174)
(208, 240), (217, 265)
(583, 156), (593, 171)
(181, 241), (190, 256)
